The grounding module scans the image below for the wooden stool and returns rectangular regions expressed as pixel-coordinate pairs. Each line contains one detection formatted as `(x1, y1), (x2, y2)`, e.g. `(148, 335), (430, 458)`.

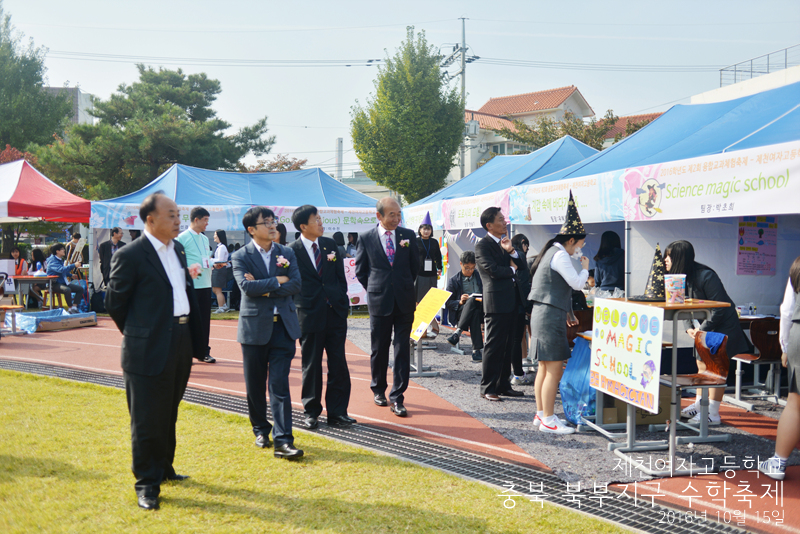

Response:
(0, 304), (25, 335)
(42, 290), (68, 309)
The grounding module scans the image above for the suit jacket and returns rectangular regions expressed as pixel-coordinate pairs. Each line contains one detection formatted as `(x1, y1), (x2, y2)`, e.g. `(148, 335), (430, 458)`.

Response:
(474, 235), (523, 314)
(99, 239), (126, 284)
(445, 271), (484, 315)
(288, 236), (349, 335)
(105, 236), (203, 376)
(231, 242), (302, 345)
(355, 225), (419, 316)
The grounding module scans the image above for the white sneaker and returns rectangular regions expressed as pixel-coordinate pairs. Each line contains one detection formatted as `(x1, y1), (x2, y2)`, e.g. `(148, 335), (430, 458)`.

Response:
(511, 375), (533, 386)
(68, 306), (79, 314)
(687, 412), (721, 426)
(758, 456), (786, 481)
(538, 416), (575, 434)
(680, 402), (699, 419)
(534, 414), (567, 427)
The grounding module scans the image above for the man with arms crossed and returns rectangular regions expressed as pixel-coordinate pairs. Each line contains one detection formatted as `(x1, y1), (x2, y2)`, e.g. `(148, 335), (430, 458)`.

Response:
(231, 207), (304, 459)
(355, 197), (419, 417)
(289, 205), (355, 429)
(105, 192), (203, 510)
(176, 207), (216, 364)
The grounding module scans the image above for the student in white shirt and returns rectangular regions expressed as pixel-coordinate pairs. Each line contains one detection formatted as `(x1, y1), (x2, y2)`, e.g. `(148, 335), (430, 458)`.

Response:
(211, 229), (230, 313)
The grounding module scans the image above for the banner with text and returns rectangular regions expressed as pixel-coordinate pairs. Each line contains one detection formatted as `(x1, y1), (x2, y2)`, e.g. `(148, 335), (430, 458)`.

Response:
(509, 172), (625, 225)
(590, 298), (664, 414)
(91, 203), (378, 234)
(438, 189), (510, 230)
(621, 141), (800, 222)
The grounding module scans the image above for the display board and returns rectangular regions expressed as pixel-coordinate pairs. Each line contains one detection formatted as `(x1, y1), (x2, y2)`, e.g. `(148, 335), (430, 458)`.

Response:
(590, 298), (664, 414)
(343, 258), (367, 307)
(736, 216), (777, 276)
(410, 288), (451, 342)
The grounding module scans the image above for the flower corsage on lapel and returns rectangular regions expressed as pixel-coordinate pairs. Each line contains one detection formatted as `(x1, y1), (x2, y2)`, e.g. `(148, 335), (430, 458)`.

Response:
(326, 252), (337, 262)
(399, 239), (410, 248)
(276, 255), (290, 269)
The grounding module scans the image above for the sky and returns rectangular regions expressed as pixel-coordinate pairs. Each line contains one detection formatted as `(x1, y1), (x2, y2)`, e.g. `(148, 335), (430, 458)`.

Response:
(5, 0), (800, 177)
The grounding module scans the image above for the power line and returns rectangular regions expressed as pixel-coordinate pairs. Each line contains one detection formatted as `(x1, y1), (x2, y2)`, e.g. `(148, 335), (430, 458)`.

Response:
(471, 17), (800, 27)
(475, 57), (723, 72)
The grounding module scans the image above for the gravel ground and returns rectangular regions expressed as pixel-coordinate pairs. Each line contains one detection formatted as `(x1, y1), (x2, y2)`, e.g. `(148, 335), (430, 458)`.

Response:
(346, 317), (799, 487)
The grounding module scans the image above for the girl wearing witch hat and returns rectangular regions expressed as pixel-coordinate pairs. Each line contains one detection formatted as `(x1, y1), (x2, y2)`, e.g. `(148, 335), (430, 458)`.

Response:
(528, 191), (590, 435)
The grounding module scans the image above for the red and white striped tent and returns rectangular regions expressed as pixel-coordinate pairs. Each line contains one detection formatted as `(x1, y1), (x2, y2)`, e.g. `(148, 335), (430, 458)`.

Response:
(0, 159), (90, 223)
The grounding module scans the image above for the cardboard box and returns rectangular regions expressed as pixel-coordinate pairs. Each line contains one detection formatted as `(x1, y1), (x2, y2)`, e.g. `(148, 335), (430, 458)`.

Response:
(36, 314), (97, 332)
(614, 384), (671, 425)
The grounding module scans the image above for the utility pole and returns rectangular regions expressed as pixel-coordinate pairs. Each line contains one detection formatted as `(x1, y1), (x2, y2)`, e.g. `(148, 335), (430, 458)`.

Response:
(459, 17), (467, 180)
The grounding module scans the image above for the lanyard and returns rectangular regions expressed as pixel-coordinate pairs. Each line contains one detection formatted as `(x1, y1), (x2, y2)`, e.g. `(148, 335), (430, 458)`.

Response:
(421, 238), (432, 259)
(190, 232), (208, 259)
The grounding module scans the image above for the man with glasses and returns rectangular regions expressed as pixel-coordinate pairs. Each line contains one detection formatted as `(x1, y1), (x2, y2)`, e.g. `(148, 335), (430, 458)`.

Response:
(474, 207), (525, 402)
(445, 250), (484, 362)
(231, 207), (304, 460)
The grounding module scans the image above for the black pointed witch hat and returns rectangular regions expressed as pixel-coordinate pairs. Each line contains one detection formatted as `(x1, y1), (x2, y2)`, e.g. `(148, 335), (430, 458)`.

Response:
(628, 243), (666, 302)
(558, 190), (586, 236)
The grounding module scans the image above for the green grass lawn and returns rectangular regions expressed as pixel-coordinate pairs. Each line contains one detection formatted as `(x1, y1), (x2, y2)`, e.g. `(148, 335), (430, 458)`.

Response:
(0, 370), (628, 533)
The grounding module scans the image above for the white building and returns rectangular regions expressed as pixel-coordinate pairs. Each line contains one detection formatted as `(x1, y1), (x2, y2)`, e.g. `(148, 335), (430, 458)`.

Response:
(45, 87), (94, 125)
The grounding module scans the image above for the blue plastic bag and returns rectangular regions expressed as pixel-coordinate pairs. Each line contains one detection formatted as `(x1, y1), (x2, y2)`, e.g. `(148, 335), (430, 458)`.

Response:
(558, 337), (596, 425)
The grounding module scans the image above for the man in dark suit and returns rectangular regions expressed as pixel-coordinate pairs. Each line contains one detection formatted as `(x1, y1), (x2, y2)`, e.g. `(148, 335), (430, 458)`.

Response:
(99, 227), (126, 287)
(288, 205), (355, 430)
(355, 197), (419, 417)
(105, 193), (204, 511)
(474, 207), (525, 401)
(445, 250), (484, 362)
(231, 206), (304, 459)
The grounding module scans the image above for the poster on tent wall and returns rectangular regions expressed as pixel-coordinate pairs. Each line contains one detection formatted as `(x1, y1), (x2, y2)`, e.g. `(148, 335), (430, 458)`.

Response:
(589, 299), (664, 414)
(736, 216), (777, 276)
(343, 258), (367, 307)
(439, 189), (510, 230)
(508, 171), (624, 225)
(91, 203), (378, 233)
(621, 141), (800, 222)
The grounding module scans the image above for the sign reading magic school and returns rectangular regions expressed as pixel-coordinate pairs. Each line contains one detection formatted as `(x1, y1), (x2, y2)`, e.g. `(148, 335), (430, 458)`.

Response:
(590, 298), (664, 414)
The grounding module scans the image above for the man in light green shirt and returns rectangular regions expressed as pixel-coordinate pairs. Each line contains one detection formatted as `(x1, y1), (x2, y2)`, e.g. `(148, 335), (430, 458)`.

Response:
(176, 207), (216, 364)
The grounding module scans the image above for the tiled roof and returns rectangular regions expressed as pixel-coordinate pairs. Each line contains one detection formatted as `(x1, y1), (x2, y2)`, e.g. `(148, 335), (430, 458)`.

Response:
(601, 112), (663, 139)
(464, 110), (515, 131)
(477, 86), (586, 116)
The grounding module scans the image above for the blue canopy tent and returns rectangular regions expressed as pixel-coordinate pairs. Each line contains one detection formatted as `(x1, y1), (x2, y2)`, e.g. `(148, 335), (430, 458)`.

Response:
(525, 80), (800, 186)
(403, 136), (597, 230)
(89, 164), (379, 287)
(508, 80), (800, 312)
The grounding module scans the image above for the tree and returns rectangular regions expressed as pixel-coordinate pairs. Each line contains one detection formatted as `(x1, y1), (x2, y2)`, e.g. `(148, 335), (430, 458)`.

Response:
(494, 110), (620, 152)
(351, 27), (464, 203)
(237, 153), (307, 173)
(0, 144), (37, 165)
(613, 117), (654, 144)
(33, 64), (276, 199)
(0, 2), (72, 149)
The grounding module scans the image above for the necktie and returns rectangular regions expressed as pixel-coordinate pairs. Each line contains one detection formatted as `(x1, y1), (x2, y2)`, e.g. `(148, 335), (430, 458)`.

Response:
(385, 231), (395, 266)
(312, 242), (322, 275)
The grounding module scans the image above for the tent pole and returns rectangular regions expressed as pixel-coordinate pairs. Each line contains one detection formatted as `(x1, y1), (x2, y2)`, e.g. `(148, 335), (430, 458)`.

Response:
(625, 221), (631, 298)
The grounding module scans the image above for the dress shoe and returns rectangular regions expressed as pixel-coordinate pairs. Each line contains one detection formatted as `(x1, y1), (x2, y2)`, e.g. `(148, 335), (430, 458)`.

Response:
(138, 495), (159, 510)
(390, 403), (407, 417)
(302, 415), (319, 430)
(165, 473), (190, 481)
(498, 388), (524, 397)
(327, 414), (357, 426)
(373, 393), (388, 407)
(481, 393), (502, 401)
(274, 443), (304, 459)
(471, 349), (482, 362)
(197, 354), (216, 364)
(255, 434), (272, 448)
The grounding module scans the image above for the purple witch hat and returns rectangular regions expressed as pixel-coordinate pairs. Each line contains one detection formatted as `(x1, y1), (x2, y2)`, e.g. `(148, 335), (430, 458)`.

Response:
(421, 211), (432, 226)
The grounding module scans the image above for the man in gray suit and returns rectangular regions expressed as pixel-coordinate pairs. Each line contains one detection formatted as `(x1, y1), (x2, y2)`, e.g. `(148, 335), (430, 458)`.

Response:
(231, 206), (303, 459)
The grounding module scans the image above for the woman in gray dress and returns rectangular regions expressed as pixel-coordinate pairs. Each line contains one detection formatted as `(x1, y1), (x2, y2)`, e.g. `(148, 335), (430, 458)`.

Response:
(528, 192), (589, 435)
(759, 255), (800, 481)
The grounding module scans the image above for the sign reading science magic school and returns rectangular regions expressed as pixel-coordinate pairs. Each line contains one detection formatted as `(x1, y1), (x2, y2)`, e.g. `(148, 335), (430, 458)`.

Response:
(621, 141), (799, 222)
(590, 298), (664, 414)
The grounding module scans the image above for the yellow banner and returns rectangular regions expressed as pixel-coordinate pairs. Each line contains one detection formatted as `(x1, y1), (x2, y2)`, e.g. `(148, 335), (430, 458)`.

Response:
(410, 288), (452, 342)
